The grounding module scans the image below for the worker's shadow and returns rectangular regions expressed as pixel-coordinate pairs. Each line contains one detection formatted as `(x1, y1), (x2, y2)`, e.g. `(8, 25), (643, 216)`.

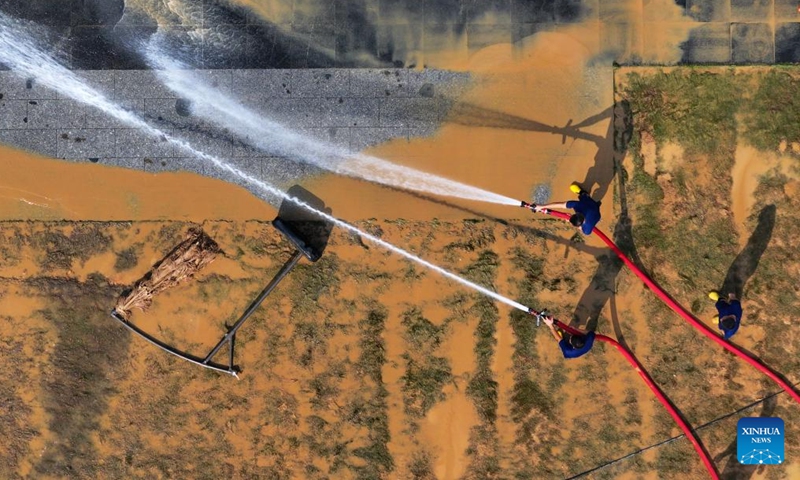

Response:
(714, 396), (778, 479)
(570, 101), (643, 333)
(276, 185), (334, 259)
(443, 101), (640, 331)
(718, 205), (777, 298)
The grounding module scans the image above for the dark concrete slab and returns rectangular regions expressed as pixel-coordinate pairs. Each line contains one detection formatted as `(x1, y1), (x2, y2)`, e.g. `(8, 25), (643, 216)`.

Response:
(687, 0), (732, 22)
(0, 129), (58, 157)
(115, 128), (174, 157)
(775, 22), (800, 62)
(467, 23), (513, 51)
(556, 0), (598, 23)
(56, 128), (116, 159)
(680, 23), (732, 63)
(27, 99), (86, 129)
(731, 22), (774, 63)
(0, 72), (60, 99)
(0, 100), (29, 129)
(775, 0), (800, 20)
(730, 0), (773, 22)
(510, 0), (556, 23)
(291, 70), (351, 98)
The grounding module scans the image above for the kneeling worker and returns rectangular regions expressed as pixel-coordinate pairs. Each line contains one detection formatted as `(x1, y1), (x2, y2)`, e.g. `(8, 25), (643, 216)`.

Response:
(542, 315), (596, 359)
(533, 182), (601, 235)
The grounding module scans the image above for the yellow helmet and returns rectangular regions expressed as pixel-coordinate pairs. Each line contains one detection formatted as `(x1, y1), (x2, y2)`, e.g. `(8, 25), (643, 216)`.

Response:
(569, 182), (582, 194)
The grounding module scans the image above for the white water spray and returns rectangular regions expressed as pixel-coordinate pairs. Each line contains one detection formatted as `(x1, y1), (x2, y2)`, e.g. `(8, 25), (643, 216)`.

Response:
(0, 13), (530, 314)
(145, 44), (520, 207)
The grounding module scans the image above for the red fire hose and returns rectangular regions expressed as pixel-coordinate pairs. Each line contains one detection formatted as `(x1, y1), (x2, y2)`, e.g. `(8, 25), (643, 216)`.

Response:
(527, 204), (800, 405)
(547, 317), (720, 479)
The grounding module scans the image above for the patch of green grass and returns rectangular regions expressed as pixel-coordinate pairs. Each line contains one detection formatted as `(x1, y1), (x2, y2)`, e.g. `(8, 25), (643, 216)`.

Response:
(401, 307), (445, 350)
(30, 274), (129, 477)
(290, 254), (341, 317)
(460, 249), (500, 286)
(407, 451), (436, 480)
(350, 306), (393, 478)
(400, 354), (452, 419)
(33, 225), (113, 270)
(623, 70), (741, 155)
(743, 71), (800, 151)
(443, 220), (496, 253)
(114, 246), (139, 272)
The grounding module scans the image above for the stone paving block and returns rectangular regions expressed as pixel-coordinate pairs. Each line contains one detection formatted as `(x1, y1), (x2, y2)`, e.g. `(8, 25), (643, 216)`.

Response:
(732, 23), (774, 63)
(294, 126), (352, 150)
(331, 97), (381, 127)
(116, 128), (175, 157)
(290, 70), (351, 98)
(0, 72), (59, 100)
(144, 97), (204, 128)
(27, 99), (86, 129)
(96, 157), (146, 170)
(350, 69), (409, 97)
(173, 127), (235, 158)
(261, 156), (324, 185)
(730, 0), (773, 21)
(144, 157), (205, 174)
(379, 97), (442, 127)
(405, 69), (471, 98)
(195, 70), (233, 94)
(681, 23), (732, 63)
(85, 98), (144, 128)
(407, 124), (440, 141)
(116, 71), (178, 100)
(227, 156), (263, 180)
(0, 129), (58, 157)
(350, 127), (408, 151)
(0, 100), (29, 129)
(687, 0), (732, 22)
(231, 70), (293, 100)
(75, 71), (116, 99)
(775, 0), (800, 20)
(231, 136), (268, 157)
(253, 98), (312, 126)
(57, 129), (116, 159)
(775, 23), (800, 62)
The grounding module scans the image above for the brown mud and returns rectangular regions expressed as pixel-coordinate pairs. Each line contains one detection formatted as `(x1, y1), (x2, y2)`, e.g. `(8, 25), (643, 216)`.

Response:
(0, 145), (273, 222)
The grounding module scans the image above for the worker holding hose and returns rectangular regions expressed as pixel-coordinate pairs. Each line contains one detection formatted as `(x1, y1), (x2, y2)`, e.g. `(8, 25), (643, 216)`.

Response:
(542, 315), (595, 359)
(709, 291), (742, 339)
(531, 182), (601, 235)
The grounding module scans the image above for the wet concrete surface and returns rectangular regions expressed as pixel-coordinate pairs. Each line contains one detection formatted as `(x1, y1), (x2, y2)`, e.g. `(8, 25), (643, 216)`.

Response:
(0, 67), (468, 202)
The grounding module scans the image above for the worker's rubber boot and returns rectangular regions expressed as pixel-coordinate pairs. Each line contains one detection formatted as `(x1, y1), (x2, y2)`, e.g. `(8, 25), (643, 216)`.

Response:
(708, 291), (719, 301)
(569, 182), (583, 195)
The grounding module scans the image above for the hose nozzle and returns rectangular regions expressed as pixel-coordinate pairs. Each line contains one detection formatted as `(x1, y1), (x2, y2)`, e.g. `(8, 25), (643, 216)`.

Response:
(520, 200), (535, 210)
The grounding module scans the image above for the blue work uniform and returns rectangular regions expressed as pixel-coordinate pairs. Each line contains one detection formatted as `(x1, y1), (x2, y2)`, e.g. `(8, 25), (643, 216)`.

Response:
(558, 331), (596, 359)
(716, 299), (742, 339)
(566, 193), (602, 235)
